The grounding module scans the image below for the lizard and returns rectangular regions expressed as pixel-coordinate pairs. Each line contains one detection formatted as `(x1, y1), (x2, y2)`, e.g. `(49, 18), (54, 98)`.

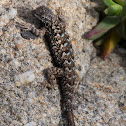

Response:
(19, 6), (76, 126)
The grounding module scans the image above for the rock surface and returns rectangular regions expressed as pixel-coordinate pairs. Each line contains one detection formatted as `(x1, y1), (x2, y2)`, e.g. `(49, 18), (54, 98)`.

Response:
(0, 0), (126, 126)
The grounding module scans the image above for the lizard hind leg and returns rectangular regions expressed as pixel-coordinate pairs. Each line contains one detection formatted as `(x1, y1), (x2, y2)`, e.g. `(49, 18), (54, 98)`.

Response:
(44, 67), (64, 88)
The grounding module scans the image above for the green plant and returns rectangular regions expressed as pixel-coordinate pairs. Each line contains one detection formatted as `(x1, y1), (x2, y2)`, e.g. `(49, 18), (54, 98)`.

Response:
(85, 0), (126, 58)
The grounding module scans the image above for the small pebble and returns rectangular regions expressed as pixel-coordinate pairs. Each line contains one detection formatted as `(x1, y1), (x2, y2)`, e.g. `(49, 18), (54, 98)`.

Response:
(18, 71), (35, 84)
(8, 8), (17, 20)
(25, 121), (36, 126)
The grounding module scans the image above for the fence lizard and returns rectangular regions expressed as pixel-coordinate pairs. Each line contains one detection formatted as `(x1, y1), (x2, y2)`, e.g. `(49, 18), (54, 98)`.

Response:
(20, 6), (77, 126)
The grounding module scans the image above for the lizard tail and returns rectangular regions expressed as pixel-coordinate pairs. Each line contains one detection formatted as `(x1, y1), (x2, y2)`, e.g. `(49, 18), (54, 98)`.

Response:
(59, 80), (75, 126)
(66, 110), (75, 126)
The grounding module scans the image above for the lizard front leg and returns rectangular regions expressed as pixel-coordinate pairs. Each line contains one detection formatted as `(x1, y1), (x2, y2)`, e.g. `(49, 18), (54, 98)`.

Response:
(17, 22), (46, 37)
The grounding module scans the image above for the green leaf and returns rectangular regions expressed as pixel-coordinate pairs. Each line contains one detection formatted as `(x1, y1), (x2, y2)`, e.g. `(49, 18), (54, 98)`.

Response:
(103, 29), (121, 58)
(120, 1), (126, 39)
(104, 5), (122, 16)
(94, 39), (104, 46)
(103, 0), (117, 6)
(121, 0), (126, 20)
(85, 16), (120, 40)
(114, 0), (124, 6)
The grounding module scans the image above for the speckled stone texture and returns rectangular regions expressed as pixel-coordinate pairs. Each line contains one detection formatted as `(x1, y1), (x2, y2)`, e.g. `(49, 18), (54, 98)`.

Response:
(0, 0), (125, 126)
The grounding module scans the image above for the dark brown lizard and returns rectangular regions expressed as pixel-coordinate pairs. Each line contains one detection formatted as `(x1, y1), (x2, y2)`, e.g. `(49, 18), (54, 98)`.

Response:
(20, 6), (76, 126)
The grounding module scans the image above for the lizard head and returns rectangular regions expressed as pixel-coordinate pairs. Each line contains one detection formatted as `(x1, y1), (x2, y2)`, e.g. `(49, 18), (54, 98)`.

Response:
(32, 6), (56, 28)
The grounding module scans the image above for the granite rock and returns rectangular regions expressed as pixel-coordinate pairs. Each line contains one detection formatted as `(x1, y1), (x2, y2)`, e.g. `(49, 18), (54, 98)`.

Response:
(0, 0), (125, 126)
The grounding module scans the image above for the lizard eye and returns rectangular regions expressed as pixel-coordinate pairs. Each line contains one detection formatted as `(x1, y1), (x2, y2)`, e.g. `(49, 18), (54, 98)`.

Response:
(41, 17), (45, 22)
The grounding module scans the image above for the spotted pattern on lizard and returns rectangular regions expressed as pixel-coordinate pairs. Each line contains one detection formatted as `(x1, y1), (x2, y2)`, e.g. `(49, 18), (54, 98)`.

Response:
(21, 6), (76, 126)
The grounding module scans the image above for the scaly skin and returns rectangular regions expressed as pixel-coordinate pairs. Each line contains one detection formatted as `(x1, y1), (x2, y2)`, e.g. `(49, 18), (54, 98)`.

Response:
(22, 6), (76, 126)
